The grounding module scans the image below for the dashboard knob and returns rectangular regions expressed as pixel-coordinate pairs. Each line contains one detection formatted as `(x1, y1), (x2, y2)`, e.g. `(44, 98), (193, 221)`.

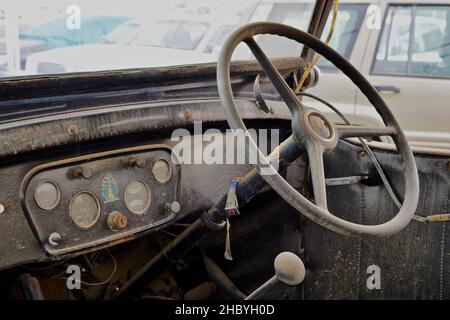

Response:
(107, 212), (128, 231)
(129, 156), (146, 168)
(68, 166), (92, 179)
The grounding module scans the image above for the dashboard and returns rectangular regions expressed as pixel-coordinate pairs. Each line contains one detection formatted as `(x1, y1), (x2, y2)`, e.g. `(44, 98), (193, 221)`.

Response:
(0, 59), (298, 271)
(21, 145), (180, 256)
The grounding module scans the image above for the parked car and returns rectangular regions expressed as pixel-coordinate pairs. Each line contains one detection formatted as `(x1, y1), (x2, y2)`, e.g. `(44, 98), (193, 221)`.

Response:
(19, 15), (130, 49)
(25, 1), (315, 73)
(25, 15), (242, 73)
(305, 0), (450, 150)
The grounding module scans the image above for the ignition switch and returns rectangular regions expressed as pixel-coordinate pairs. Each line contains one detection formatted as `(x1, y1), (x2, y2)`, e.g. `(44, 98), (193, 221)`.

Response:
(107, 211), (128, 231)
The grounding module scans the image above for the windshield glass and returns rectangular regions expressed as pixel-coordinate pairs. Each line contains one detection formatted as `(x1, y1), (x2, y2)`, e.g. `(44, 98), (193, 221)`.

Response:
(0, 0), (316, 79)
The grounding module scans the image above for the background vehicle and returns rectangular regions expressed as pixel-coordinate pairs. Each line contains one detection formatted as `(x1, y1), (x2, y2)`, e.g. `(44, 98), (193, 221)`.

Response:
(306, 0), (450, 149)
(25, 1), (316, 73)
(19, 15), (130, 49)
(25, 14), (246, 73)
(0, 11), (48, 71)
(0, 13), (130, 74)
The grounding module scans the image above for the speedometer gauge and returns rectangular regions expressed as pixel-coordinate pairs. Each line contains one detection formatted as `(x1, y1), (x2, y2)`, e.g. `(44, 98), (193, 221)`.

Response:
(124, 180), (151, 215)
(69, 191), (100, 229)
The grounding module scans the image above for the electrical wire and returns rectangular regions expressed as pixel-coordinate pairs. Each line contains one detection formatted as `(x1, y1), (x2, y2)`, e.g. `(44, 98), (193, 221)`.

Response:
(294, 0), (339, 93)
(52, 249), (118, 287)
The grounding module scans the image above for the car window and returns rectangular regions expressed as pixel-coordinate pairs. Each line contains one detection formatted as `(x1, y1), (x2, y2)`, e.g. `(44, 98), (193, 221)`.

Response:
(316, 4), (368, 69)
(373, 4), (450, 78)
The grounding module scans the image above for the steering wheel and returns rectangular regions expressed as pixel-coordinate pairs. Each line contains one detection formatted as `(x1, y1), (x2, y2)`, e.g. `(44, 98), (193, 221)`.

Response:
(217, 22), (419, 237)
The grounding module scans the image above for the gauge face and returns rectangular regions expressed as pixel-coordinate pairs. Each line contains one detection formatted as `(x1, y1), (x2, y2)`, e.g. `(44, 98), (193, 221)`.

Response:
(124, 180), (151, 215)
(69, 192), (100, 229)
(152, 159), (172, 184)
(34, 181), (60, 211)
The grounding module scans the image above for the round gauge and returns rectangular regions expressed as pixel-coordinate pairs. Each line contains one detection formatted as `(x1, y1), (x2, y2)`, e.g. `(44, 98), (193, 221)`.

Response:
(69, 191), (100, 229)
(152, 159), (172, 184)
(34, 181), (60, 211)
(124, 180), (151, 215)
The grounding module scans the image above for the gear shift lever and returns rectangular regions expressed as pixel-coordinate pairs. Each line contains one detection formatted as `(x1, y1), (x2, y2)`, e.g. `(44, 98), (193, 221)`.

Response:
(245, 251), (305, 300)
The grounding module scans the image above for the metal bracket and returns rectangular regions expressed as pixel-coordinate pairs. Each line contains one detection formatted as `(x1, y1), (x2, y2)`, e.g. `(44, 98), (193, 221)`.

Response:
(253, 74), (271, 113)
(325, 175), (369, 186)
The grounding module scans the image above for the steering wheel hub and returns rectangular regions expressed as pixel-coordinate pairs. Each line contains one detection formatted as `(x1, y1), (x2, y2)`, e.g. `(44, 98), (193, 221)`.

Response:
(308, 113), (331, 139)
(295, 109), (338, 151)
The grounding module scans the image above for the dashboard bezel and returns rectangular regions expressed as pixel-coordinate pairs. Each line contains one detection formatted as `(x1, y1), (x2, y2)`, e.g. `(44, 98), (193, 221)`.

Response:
(20, 144), (181, 256)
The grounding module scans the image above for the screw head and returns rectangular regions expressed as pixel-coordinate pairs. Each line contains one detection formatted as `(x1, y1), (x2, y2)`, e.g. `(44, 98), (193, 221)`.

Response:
(67, 124), (79, 136)
(48, 232), (62, 247)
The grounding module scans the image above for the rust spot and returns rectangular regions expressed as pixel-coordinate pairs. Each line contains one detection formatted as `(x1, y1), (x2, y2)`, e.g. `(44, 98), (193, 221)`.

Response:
(107, 212), (128, 231)
(183, 109), (193, 121)
(358, 150), (367, 158)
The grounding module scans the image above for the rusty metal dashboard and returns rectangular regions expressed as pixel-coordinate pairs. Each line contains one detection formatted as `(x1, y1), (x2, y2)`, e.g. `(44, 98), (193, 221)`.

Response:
(20, 145), (180, 256)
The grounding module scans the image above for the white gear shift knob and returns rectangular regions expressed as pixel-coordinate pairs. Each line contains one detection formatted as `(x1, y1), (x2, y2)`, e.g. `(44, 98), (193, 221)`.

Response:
(274, 252), (305, 286)
(245, 251), (305, 300)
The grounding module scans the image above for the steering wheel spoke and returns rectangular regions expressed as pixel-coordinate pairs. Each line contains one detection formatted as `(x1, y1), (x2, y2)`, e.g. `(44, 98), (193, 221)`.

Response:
(307, 142), (328, 210)
(337, 125), (397, 139)
(244, 37), (303, 115)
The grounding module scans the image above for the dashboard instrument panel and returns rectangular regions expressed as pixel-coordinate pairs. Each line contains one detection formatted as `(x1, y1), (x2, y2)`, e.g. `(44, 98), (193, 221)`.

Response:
(21, 145), (180, 255)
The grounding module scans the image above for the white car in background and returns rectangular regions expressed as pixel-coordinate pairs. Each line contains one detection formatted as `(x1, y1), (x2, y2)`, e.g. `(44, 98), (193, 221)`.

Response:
(25, 13), (248, 73)
(25, 0), (315, 73)
(306, 0), (450, 150)
(25, 18), (219, 73)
